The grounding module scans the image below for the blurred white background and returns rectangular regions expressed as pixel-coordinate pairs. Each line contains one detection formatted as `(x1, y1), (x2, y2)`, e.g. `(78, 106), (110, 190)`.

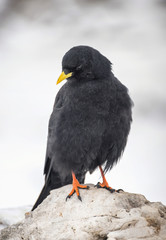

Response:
(0, 0), (166, 209)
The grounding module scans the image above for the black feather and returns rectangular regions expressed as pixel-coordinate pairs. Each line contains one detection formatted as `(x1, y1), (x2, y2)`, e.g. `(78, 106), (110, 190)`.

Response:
(32, 46), (132, 210)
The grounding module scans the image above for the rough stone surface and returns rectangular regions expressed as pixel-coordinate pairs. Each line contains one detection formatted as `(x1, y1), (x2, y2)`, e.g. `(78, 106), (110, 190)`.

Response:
(0, 184), (166, 240)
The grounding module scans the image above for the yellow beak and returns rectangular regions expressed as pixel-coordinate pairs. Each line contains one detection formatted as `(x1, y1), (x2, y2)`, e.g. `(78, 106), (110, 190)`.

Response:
(56, 71), (73, 85)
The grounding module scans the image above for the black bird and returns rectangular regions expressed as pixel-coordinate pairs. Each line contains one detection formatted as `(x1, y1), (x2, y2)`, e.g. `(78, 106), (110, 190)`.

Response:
(32, 46), (132, 211)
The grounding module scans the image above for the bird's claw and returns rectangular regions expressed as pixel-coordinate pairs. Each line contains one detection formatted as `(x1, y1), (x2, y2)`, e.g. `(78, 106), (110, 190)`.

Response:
(66, 193), (83, 202)
(107, 188), (115, 193)
(94, 182), (123, 193)
(66, 194), (72, 201)
(95, 182), (115, 192)
(66, 181), (89, 202)
(116, 189), (124, 193)
(78, 195), (82, 201)
(94, 182), (101, 188)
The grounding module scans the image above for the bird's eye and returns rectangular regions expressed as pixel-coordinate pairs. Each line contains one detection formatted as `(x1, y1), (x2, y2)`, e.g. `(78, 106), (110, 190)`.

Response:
(76, 65), (82, 71)
(63, 68), (71, 75)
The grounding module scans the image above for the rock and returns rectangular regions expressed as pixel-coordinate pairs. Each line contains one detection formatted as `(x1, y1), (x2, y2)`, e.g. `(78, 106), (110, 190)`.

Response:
(0, 184), (166, 240)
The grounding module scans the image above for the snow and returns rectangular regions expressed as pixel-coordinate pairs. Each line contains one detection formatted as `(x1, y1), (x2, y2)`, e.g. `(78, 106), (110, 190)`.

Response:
(0, 206), (31, 230)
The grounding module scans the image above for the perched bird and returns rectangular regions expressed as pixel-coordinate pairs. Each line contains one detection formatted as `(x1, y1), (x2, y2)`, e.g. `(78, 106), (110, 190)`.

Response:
(32, 46), (132, 211)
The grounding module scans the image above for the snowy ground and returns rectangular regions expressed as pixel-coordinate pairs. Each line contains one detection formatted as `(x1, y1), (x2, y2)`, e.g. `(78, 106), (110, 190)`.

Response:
(0, 0), (166, 228)
(0, 206), (31, 230)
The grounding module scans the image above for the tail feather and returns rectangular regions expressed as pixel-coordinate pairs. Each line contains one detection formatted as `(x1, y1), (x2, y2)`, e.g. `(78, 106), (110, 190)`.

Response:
(31, 181), (52, 211)
(32, 170), (64, 211)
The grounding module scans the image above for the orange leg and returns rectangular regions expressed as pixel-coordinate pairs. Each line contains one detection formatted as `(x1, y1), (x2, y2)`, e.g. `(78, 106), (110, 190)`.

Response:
(96, 166), (123, 193)
(66, 171), (89, 201)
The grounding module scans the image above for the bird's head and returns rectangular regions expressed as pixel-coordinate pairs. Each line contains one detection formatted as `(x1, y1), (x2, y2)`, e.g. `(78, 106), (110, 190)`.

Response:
(56, 46), (112, 85)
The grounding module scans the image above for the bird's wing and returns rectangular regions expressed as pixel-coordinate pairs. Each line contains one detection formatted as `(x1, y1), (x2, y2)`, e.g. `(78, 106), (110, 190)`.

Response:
(44, 89), (63, 179)
(103, 78), (132, 172)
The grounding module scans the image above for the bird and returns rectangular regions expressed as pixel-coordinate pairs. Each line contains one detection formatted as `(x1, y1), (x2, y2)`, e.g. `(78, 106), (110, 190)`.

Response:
(32, 45), (133, 211)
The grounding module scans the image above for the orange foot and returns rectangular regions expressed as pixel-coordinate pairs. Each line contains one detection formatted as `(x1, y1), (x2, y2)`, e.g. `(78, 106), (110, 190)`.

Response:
(95, 166), (123, 193)
(66, 171), (89, 201)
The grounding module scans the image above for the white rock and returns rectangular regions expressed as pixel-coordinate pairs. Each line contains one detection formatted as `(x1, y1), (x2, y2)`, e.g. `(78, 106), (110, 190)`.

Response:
(0, 184), (166, 240)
